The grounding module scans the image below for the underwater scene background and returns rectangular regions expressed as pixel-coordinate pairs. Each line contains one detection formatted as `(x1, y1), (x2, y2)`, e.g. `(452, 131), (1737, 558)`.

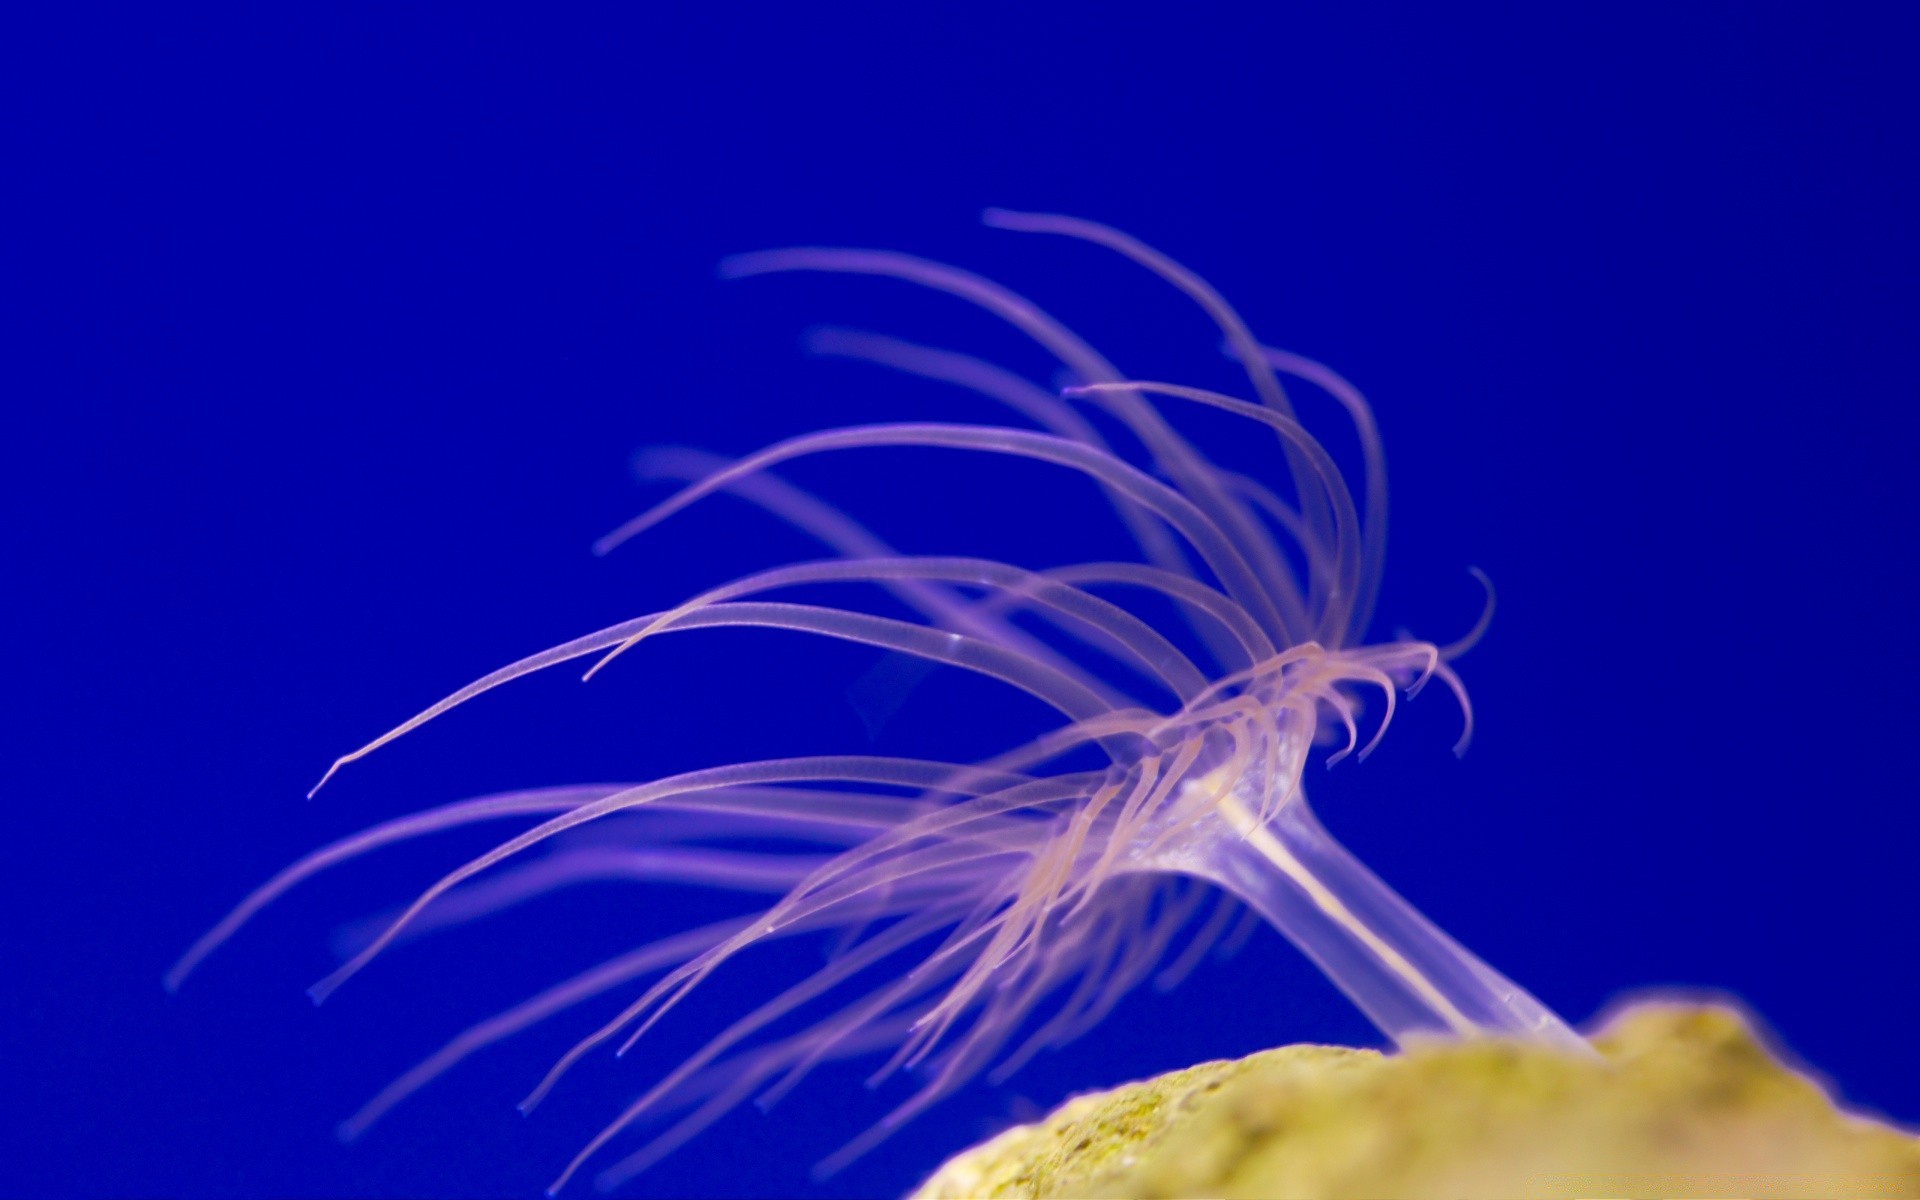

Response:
(8, 5), (1918, 1197)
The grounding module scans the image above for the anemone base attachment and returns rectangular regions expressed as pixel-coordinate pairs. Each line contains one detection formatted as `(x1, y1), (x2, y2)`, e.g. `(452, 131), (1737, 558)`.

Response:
(912, 1001), (1920, 1200)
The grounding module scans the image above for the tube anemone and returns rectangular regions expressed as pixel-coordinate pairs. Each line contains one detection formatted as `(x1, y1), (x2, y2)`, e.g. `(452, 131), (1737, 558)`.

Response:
(172, 211), (1582, 1193)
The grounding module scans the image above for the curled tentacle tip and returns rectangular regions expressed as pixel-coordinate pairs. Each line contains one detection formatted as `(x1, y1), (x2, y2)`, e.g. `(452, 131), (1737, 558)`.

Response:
(1439, 568), (1498, 660)
(307, 971), (350, 1007)
(307, 762), (344, 799)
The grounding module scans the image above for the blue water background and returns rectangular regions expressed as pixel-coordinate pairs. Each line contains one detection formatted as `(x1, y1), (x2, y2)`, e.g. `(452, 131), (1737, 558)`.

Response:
(8, 6), (1918, 1197)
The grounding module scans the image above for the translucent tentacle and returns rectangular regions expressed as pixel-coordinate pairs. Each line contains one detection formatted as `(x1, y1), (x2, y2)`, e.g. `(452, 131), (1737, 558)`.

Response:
(520, 832), (1030, 1118)
(593, 422), (1290, 639)
(983, 208), (1324, 617)
(589, 556), (1209, 707)
(306, 757), (1036, 1004)
(338, 917), (751, 1140)
(629, 446), (1128, 707)
(310, 586), (1123, 800)
(1069, 382), (1364, 643)
(165, 786), (624, 991)
(1252, 343), (1391, 641)
(329, 846), (833, 958)
(1042, 561), (1275, 666)
(719, 248), (1308, 642)
(548, 909), (964, 1194)
(803, 326), (1194, 579)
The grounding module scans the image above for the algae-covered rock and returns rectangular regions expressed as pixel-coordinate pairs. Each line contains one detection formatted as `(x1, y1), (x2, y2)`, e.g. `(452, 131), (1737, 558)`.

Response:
(913, 1002), (1920, 1198)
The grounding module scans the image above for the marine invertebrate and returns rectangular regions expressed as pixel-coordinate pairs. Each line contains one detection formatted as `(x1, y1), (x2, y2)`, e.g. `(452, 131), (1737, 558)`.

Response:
(170, 211), (1584, 1192)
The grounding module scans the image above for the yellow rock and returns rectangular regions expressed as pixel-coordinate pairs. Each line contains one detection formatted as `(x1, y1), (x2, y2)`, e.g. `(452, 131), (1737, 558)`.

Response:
(912, 1002), (1920, 1199)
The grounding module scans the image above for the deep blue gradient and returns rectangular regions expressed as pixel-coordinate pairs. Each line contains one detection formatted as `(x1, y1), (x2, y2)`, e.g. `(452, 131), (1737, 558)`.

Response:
(8, 6), (1918, 1198)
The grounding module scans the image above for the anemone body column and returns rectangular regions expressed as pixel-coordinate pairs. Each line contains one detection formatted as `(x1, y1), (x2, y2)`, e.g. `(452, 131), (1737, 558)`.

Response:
(1158, 788), (1588, 1054)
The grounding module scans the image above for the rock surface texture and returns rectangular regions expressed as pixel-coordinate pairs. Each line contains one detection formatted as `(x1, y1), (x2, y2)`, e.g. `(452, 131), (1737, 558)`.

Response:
(912, 1002), (1920, 1199)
